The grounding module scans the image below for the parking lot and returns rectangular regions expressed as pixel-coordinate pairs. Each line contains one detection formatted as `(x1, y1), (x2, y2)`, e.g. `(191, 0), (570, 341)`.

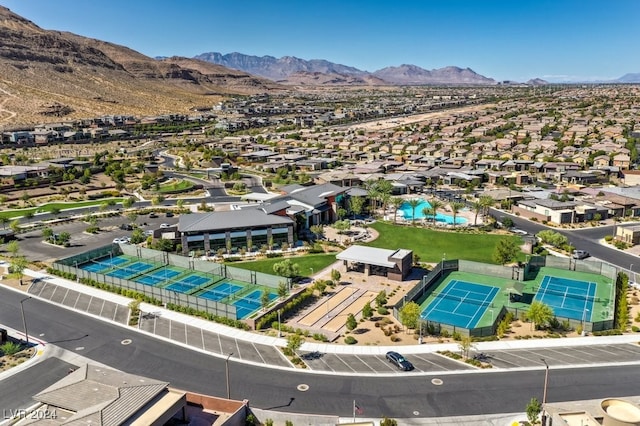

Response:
(16, 214), (180, 262)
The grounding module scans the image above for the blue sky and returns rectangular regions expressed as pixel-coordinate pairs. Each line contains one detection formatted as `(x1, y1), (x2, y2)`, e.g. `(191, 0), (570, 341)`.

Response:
(1, 0), (638, 82)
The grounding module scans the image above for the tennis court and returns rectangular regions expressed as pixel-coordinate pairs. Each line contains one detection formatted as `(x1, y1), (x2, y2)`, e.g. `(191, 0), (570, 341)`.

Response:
(79, 256), (128, 273)
(234, 289), (277, 319)
(421, 280), (499, 329)
(134, 267), (182, 286)
(198, 283), (243, 302)
(534, 275), (596, 321)
(105, 261), (156, 279)
(165, 274), (213, 293)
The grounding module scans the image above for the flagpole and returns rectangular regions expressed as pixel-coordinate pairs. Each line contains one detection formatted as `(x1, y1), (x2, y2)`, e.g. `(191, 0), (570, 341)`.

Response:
(353, 399), (356, 423)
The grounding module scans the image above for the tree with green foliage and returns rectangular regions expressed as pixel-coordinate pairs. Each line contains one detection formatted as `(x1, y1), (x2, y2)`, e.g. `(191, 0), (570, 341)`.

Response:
(42, 227), (53, 241)
(375, 290), (387, 308)
(331, 269), (341, 282)
(399, 301), (421, 329)
(406, 198), (421, 224)
(333, 219), (351, 234)
(458, 336), (475, 360)
(6, 240), (20, 257)
(526, 397), (542, 424)
(493, 238), (520, 265)
(260, 290), (271, 310)
(346, 313), (357, 331)
(349, 196), (365, 218)
(0, 216), (9, 229)
(389, 197), (404, 223)
(273, 259), (300, 278)
(122, 197), (135, 209)
(310, 225), (324, 240)
(362, 301), (373, 319)
(380, 417), (398, 426)
(479, 195), (494, 217)
(11, 256), (28, 286)
(9, 219), (20, 233)
(57, 232), (71, 246)
(50, 206), (61, 217)
(277, 281), (289, 299)
(130, 228), (146, 244)
(152, 238), (175, 252)
(471, 201), (483, 226)
(450, 201), (465, 227)
(428, 198), (444, 224)
(527, 301), (554, 330)
(127, 212), (138, 226)
(286, 334), (304, 355)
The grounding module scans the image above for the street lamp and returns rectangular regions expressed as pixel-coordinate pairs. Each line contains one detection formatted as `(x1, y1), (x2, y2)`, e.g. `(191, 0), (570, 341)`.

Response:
(541, 358), (549, 426)
(20, 297), (32, 345)
(225, 352), (233, 400)
(582, 308), (590, 336)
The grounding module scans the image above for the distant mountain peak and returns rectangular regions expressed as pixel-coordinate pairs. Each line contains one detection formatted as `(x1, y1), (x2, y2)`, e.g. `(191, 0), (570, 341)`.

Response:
(195, 53), (497, 86)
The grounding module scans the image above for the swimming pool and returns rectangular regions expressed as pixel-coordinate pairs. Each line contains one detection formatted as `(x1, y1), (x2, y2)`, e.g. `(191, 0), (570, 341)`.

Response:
(399, 199), (467, 224)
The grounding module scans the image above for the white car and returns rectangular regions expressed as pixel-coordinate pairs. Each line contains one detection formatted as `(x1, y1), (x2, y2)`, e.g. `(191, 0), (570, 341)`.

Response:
(510, 228), (528, 235)
(160, 223), (171, 229)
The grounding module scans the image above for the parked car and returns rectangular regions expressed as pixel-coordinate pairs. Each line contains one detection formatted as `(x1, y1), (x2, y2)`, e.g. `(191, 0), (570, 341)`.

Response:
(385, 351), (414, 371)
(149, 213), (158, 218)
(160, 223), (171, 229)
(510, 228), (528, 235)
(572, 250), (590, 259)
(165, 212), (174, 217)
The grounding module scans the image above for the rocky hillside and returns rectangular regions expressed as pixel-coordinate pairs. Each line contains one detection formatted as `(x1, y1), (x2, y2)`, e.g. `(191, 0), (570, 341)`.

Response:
(0, 6), (280, 126)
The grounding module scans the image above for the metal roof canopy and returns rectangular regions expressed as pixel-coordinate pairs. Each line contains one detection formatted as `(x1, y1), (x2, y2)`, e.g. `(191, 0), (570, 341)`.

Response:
(336, 245), (400, 268)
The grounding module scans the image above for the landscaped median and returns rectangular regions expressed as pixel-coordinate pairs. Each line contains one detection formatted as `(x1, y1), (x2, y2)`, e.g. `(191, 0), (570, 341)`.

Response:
(0, 198), (124, 220)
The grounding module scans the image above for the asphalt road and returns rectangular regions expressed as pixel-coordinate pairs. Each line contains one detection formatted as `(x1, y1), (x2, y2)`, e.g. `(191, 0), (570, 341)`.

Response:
(2, 288), (640, 419)
(491, 209), (639, 275)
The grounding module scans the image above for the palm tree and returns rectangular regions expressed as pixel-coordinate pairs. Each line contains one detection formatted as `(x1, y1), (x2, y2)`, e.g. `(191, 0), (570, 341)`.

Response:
(365, 181), (380, 217)
(450, 201), (465, 227)
(390, 197), (404, 224)
(471, 201), (483, 226)
(479, 195), (495, 219)
(407, 198), (421, 225)
(429, 199), (444, 224)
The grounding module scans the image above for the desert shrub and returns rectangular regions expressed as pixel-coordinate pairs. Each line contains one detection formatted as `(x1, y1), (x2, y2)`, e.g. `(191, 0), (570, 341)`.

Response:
(344, 336), (357, 345)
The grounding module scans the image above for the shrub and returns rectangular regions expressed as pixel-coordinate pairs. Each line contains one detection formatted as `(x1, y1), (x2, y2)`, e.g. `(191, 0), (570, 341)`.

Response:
(604, 235), (614, 242)
(344, 336), (358, 345)
(377, 307), (389, 315)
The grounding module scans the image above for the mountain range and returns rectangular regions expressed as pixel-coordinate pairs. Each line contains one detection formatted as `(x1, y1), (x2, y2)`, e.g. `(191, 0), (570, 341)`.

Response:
(0, 5), (639, 126)
(193, 52), (499, 85)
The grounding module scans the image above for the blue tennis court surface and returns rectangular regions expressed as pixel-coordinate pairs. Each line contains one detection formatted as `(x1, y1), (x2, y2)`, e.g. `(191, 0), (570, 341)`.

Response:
(534, 276), (596, 321)
(199, 283), (243, 301)
(165, 274), (212, 293)
(79, 256), (128, 273)
(421, 280), (499, 329)
(105, 261), (155, 279)
(234, 289), (277, 319)
(134, 268), (182, 286)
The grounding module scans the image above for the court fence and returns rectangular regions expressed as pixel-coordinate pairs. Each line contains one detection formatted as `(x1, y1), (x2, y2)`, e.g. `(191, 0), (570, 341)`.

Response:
(394, 256), (620, 338)
(53, 244), (290, 321)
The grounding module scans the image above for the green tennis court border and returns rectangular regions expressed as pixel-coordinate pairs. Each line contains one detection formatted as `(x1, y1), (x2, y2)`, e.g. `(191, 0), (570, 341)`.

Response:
(406, 260), (615, 338)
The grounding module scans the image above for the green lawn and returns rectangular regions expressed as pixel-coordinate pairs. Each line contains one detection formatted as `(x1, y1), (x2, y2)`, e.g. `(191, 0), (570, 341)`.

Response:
(0, 199), (124, 220)
(228, 253), (338, 277)
(365, 222), (524, 264)
(158, 180), (194, 193)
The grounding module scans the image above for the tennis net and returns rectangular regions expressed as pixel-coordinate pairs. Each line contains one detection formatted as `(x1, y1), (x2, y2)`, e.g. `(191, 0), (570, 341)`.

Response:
(432, 292), (493, 307)
(540, 286), (598, 302)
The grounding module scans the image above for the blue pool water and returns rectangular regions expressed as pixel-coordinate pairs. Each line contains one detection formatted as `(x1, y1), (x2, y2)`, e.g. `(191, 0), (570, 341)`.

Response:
(399, 199), (467, 224)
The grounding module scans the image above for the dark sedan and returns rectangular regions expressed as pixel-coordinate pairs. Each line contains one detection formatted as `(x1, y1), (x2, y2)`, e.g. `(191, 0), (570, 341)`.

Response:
(385, 351), (414, 371)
